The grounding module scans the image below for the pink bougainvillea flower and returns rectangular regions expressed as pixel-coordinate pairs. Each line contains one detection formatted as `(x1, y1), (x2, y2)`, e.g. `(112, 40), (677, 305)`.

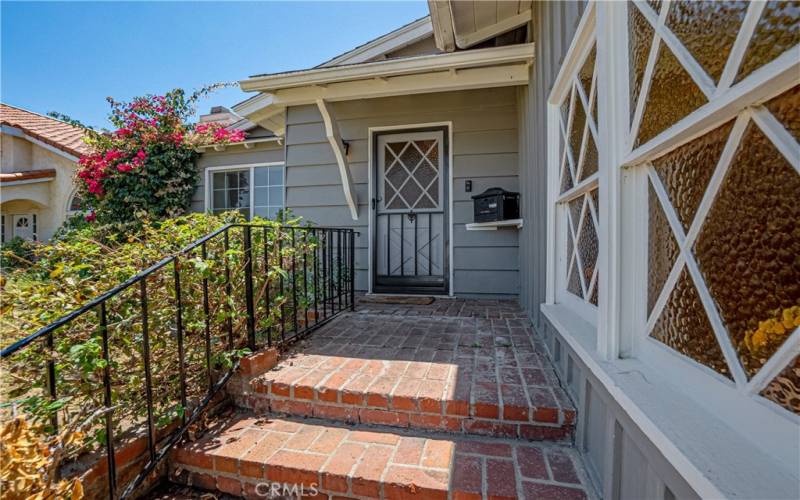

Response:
(85, 211), (96, 222)
(117, 163), (133, 172)
(136, 149), (147, 161)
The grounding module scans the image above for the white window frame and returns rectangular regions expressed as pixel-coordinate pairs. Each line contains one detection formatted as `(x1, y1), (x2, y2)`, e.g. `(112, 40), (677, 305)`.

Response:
(204, 162), (285, 219)
(545, 0), (800, 474)
(547, 6), (600, 328)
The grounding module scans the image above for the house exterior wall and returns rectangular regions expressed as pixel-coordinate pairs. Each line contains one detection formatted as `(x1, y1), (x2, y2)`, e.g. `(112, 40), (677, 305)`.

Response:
(520, 2), (701, 497)
(0, 134), (78, 242)
(523, 2), (799, 499)
(284, 87), (521, 295)
(191, 142), (285, 213)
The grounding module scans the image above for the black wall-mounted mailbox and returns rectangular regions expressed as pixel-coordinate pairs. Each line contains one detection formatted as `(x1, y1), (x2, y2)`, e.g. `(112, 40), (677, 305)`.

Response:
(471, 187), (520, 223)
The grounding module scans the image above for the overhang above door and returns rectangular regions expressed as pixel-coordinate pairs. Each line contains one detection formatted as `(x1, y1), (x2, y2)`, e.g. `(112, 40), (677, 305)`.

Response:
(428, 0), (532, 51)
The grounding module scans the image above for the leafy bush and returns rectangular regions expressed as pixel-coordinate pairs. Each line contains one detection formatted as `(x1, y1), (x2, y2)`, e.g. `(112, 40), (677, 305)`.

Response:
(1, 237), (36, 272)
(0, 211), (338, 467)
(69, 87), (244, 226)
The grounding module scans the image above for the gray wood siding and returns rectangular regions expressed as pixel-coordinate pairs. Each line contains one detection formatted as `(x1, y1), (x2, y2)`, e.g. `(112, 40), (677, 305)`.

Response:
(191, 144), (285, 212)
(518, 1), (587, 327)
(284, 87), (520, 296)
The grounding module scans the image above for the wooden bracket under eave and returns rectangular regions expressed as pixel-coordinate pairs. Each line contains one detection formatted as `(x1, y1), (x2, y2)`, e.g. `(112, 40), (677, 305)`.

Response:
(316, 99), (359, 220)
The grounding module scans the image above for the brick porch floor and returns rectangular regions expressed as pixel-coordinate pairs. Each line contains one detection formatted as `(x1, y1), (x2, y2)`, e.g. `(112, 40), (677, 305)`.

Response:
(239, 297), (575, 441)
(170, 297), (590, 499)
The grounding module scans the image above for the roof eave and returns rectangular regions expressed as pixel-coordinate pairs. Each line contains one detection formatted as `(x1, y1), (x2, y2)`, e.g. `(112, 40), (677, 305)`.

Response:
(240, 43), (534, 92)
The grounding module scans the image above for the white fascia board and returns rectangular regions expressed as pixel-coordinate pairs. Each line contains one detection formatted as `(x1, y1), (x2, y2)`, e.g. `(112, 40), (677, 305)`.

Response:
(237, 62), (530, 137)
(240, 43), (534, 92)
(194, 136), (282, 152)
(454, 9), (532, 49)
(319, 17), (433, 67)
(1, 125), (80, 162)
(428, 0), (456, 52)
(316, 99), (359, 220)
(0, 177), (55, 187)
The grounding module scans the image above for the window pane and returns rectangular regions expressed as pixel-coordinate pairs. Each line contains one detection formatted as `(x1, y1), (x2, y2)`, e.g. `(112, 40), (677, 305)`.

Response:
(269, 166), (283, 185)
(269, 187), (283, 206)
(254, 206), (269, 218)
(213, 172), (226, 189)
(213, 190), (226, 210)
(629, 3), (655, 125)
(239, 171), (249, 189)
(254, 187), (268, 206)
(665, 1), (747, 84)
(254, 167), (269, 186)
(648, 183), (679, 317)
(267, 206), (280, 220)
(635, 42), (707, 147)
(226, 172), (239, 189)
(693, 122), (800, 378)
(760, 355), (800, 415)
(650, 267), (732, 378)
(735, 1), (800, 83)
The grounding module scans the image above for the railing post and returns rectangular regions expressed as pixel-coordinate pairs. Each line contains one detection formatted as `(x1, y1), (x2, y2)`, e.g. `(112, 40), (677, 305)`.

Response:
(322, 231), (328, 319)
(313, 228), (319, 324)
(45, 331), (58, 432)
(278, 231), (286, 343)
(201, 243), (213, 392)
(99, 302), (116, 500)
(139, 279), (156, 464)
(263, 227), (272, 348)
(243, 225), (256, 350)
(223, 228), (233, 350)
(302, 229), (309, 329)
(291, 228), (299, 335)
(337, 229), (343, 311)
(173, 258), (187, 422)
(350, 230), (356, 310)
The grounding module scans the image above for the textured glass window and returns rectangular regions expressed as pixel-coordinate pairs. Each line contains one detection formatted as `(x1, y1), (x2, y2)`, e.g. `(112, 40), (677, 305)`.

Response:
(761, 355), (800, 414)
(652, 121), (733, 232)
(650, 267), (732, 378)
(629, 2), (655, 125)
(764, 84), (799, 143)
(694, 123), (800, 378)
(568, 88), (587, 172)
(384, 140), (440, 211)
(666, 1), (748, 84)
(647, 183), (679, 317)
(735, 1), (800, 83)
(577, 198), (598, 290)
(636, 42), (708, 146)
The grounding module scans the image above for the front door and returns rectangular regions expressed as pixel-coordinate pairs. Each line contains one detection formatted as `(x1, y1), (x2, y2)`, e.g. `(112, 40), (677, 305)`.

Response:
(373, 129), (448, 294)
(12, 214), (36, 241)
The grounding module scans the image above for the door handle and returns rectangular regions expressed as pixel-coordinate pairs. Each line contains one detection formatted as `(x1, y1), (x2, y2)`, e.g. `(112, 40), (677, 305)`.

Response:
(372, 197), (382, 210)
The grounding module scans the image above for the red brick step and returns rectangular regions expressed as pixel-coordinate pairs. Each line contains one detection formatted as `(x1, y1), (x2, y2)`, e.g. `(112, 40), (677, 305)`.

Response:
(169, 411), (590, 500)
(235, 350), (575, 442)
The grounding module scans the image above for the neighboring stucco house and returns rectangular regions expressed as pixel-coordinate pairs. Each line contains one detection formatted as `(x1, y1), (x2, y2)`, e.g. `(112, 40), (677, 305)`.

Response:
(0, 104), (88, 242)
(191, 2), (799, 499)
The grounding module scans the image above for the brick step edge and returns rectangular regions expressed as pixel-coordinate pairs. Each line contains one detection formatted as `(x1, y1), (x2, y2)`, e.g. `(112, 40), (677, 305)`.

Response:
(169, 413), (590, 500)
(235, 392), (573, 442)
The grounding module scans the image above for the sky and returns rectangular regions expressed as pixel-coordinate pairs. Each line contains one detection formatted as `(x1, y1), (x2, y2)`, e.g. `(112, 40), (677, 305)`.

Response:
(1, 1), (429, 129)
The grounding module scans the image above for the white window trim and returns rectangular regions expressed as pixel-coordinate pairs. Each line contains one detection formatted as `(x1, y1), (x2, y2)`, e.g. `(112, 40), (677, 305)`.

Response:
(544, 0), (800, 493)
(203, 162), (285, 218)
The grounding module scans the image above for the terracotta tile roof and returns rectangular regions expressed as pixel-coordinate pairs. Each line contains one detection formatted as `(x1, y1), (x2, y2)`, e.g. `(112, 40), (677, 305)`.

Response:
(0, 103), (90, 157)
(0, 169), (57, 184)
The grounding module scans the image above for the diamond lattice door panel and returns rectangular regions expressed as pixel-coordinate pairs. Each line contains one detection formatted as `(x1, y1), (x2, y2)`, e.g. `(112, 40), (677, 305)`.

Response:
(374, 130), (448, 293)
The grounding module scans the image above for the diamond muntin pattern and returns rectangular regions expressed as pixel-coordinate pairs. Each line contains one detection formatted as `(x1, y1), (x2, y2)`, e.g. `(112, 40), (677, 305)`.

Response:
(693, 122), (800, 378)
(383, 139), (440, 211)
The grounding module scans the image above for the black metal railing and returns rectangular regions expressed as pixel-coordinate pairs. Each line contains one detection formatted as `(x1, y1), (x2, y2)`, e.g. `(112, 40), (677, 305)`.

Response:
(0, 222), (356, 499)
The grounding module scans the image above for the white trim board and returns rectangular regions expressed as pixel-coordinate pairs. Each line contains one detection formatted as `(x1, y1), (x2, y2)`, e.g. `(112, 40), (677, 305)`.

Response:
(318, 16), (434, 68)
(367, 122), (454, 297)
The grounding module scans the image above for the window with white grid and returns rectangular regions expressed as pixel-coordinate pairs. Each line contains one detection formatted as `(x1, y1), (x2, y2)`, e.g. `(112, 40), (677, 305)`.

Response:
(625, 0), (799, 417)
(554, 32), (600, 324)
